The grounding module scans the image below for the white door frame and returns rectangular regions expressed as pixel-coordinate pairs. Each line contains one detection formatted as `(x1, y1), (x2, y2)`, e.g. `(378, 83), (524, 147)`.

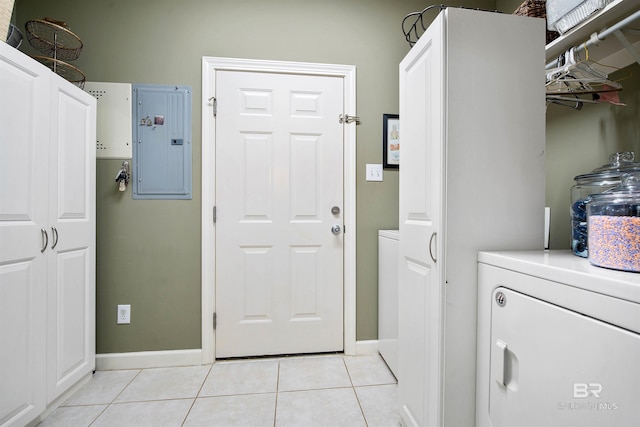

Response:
(201, 57), (357, 364)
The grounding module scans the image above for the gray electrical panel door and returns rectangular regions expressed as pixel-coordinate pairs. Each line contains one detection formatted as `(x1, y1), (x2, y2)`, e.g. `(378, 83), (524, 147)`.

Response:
(132, 84), (192, 199)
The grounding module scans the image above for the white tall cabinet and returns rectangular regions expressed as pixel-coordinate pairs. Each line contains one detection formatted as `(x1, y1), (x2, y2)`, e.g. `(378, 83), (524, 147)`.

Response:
(0, 42), (96, 426)
(398, 8), (545, 427)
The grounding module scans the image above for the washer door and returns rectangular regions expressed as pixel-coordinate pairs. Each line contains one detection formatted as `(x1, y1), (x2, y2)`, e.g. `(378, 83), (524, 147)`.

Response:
(489, 287), (640, 427)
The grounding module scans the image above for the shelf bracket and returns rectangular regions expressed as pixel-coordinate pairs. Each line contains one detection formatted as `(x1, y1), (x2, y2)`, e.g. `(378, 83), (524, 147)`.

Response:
(612, 29), (640, 68)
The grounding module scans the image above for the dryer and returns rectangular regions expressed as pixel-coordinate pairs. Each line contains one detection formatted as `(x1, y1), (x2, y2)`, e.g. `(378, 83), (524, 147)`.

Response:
(476, 250), (640, 427)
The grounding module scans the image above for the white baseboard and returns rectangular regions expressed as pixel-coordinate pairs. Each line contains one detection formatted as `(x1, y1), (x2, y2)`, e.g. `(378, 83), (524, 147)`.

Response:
(96, 344), (378, 371)
(96, 349), (203, 370)
(355, 340), (379, 355)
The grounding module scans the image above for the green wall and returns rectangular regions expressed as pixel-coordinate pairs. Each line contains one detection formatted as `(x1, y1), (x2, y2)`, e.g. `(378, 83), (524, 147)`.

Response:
(496, 0), (640, 246)
(14, 0), (488, 353)
(15, 0), (639, 354)
(546, 64), (640, 249)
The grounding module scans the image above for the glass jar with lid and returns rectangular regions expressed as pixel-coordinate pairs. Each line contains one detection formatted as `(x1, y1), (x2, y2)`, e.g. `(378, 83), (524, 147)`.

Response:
(587, 172), (640, 272)
(571, 152), (640, 257)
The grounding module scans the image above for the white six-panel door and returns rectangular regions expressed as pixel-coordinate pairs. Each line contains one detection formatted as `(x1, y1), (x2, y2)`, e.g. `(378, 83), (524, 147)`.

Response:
(215, 70), (344, 358)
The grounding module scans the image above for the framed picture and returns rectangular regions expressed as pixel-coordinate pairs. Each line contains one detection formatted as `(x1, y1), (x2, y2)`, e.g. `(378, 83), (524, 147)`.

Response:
(383, 114), (400, 169)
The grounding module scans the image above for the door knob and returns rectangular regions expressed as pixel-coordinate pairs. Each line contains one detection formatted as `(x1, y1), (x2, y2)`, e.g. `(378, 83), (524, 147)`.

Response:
(331, 224), (341, 235)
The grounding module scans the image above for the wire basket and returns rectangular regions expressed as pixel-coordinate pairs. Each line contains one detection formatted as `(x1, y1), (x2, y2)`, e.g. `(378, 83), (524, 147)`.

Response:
(32, 56), (86, 89)
(402, 5), (501, 47)
(25, 18), (83, 61)
(6, 23), (22, 48)
(402, 4), (447, 47)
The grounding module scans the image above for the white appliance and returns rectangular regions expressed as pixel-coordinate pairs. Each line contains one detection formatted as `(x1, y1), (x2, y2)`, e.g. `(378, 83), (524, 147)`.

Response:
(378, 230), (399, 377)
(398, 8), (545, 427)
(477, 250), (640, 427)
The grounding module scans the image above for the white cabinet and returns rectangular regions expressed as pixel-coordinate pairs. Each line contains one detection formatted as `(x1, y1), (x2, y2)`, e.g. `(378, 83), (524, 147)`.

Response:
(0, 42), (96, 427)
(378, 230), (399, 377)
(397, 8), (545, 427)
(477, 251), (640, 427)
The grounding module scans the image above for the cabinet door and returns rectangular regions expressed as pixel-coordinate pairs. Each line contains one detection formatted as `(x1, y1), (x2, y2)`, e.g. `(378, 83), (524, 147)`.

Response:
(0, 44), (49, 427)
(398, 11), (444, 427)
(490, 287), (640, 427)
(46, 74), (96, 403)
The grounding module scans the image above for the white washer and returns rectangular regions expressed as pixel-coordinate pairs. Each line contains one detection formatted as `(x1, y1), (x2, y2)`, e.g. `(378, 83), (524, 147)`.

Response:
(476, 250), (640, 427)
(378, 230), (399, 377)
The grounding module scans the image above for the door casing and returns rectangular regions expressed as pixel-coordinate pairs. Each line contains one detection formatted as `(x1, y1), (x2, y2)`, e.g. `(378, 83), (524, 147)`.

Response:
(201, 57), (357, 363)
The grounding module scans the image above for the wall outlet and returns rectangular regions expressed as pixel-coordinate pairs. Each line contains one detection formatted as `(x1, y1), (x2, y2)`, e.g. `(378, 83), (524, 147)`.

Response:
(117, 304), (131, 324)
(366, 164), (383, 182)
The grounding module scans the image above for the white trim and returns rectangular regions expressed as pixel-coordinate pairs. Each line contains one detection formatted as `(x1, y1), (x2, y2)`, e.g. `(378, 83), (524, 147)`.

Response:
(95, 349), (203, 370)
(201, 57), (357, 363)
(355, 340), (379, 355)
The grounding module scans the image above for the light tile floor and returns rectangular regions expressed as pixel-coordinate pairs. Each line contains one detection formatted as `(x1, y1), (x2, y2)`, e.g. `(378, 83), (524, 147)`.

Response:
(38, 354), (400, 427)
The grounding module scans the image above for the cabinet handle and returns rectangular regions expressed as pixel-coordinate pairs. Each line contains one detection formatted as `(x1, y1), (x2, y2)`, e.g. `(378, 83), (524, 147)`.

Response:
(51, 226), (59, 249)
(429, 232), (437, 263)
(41, 228), (48, 253)
(494, 340), (507, 387)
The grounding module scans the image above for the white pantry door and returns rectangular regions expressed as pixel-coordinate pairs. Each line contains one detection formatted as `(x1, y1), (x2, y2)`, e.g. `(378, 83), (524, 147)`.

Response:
(215, 70), (344, 358)
(398, 11), (444, 427)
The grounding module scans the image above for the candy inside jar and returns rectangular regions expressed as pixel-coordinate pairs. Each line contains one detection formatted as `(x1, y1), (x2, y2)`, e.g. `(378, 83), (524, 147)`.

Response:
(587, 173), (640, 272)
(571, 152), (640, 258)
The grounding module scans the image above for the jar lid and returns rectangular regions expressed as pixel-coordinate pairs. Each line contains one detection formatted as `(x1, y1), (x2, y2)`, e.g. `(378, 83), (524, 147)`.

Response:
(589, 173), (640, 203)
(574, 152), (640, 181)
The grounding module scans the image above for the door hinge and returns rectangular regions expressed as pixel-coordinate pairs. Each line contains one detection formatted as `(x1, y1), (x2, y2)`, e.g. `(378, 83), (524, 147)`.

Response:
(209, 96), (217, 117)
(213, 312), (217, 330)
(213, 206), (217, 223)
(338, 114), (359, 124)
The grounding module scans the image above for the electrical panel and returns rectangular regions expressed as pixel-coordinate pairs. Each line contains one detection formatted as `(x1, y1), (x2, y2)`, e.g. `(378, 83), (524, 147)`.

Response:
(84, 82), (133, 159)
(132, 84), (192, 200)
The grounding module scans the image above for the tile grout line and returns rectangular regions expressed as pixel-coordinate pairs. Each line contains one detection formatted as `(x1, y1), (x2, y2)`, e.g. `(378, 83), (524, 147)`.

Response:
(273, 359), (281, 427)
(342, 356), (370, 427)
(88, 368), (143, 426)
(180, 363), (214, 426)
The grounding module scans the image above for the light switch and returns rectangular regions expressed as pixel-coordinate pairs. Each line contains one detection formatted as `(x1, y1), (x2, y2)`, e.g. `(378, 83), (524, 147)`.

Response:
(366, 164), (383, 182)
